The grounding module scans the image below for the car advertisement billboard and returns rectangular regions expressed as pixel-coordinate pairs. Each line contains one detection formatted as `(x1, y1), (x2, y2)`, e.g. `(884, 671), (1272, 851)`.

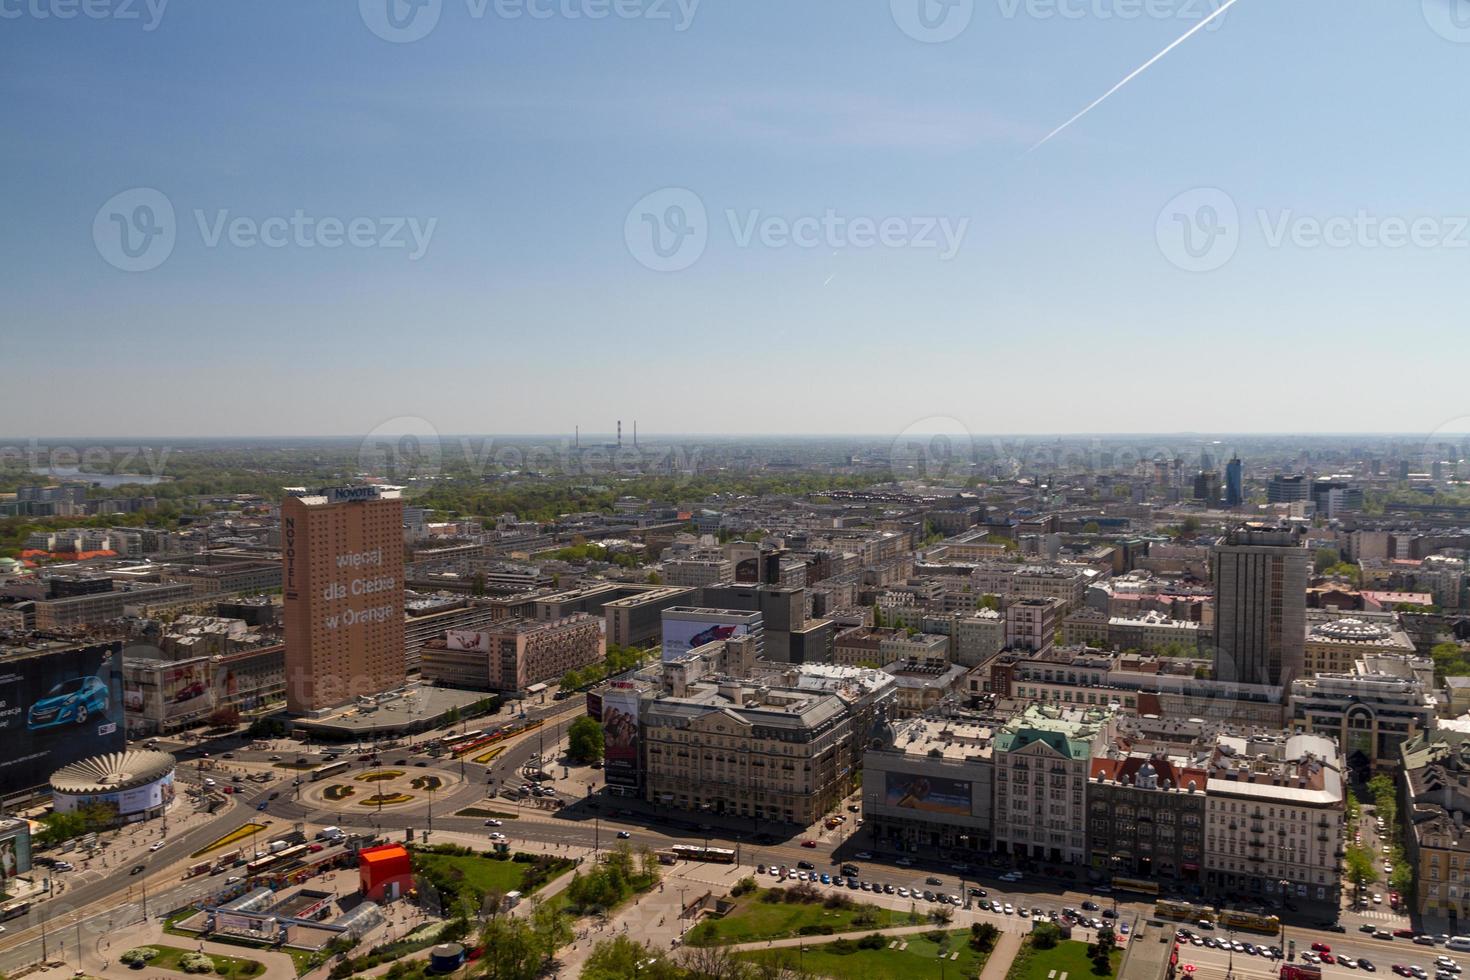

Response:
(601, 687), (641, 789)
(445, 631), (490, 653)
(162, 660), (210, 720)
(883, 772), (972, 817)
(661, 618), (749, 662)
(0, 641), (125, 795)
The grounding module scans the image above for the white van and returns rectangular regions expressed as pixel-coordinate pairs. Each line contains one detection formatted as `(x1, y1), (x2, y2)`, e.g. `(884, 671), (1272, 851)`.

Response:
(1445, 937), (1470, 952)
(316, 826), (342, 841)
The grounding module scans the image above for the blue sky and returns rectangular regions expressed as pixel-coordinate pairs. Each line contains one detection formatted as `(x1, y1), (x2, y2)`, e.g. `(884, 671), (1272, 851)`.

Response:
(4, 0), (1469, 438)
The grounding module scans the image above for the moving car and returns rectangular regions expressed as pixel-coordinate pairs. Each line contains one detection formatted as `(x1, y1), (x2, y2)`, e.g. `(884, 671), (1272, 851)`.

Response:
(484, 819), (503, 827)
(617, 831), (631, 839)
(27, 675), (109, 730)
(801, 840), (817, 848)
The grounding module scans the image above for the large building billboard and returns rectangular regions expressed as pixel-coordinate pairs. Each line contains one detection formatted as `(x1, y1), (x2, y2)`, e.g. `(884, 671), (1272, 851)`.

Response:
(445, 631), (490, 653)
(601, 687), (641, 789)
(0, 821), (31, 884)
(661, 619), (748, 662)
(883, 772), (972, 817)
(0, 641), (125, 795)
(55, 770), (175, 817)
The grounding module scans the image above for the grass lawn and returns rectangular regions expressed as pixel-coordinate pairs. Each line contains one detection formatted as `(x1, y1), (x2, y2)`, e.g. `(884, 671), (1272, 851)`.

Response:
(144, 943), (265, 978)
(1009, 939), (1122, 980)
(737, 929), (989, 979)
(412, 850), (529, 895)
(687, 889), (916, 946)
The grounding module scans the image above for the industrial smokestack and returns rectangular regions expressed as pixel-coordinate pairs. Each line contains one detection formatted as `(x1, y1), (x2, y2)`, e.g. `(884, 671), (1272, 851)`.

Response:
(575, 426), (579, 448)
(617, 420), (622, 447)
(634, 421), (638, 447)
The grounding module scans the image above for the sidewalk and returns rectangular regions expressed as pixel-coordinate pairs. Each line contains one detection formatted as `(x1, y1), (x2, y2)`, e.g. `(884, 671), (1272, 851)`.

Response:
(977, 930), (1025, 980)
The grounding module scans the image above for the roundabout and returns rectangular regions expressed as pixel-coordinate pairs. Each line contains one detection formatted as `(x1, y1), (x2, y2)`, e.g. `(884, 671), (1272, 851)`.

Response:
(296, 765), (466, 813)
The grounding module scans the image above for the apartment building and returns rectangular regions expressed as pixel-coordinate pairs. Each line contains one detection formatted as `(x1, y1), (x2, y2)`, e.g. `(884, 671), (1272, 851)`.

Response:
(1087, 748), (1208, 887)
(992, 704), (1113, 865)
(1400, 729), (1470, 920)
(1006, 597), (1062, 653)
(661, 556), (734, 589)
(641, 679), (856, 825)
(1107, 610), (1201, 655)
(419, 614), (603, 692)
(1303, 613), (1417, 675)
(1289, 656), (1437, 773)
(863, 716), (995, 857)
(602, 586), (697, 648)
(1202, 732), (1345, 904)
(166, 561), (282, 597)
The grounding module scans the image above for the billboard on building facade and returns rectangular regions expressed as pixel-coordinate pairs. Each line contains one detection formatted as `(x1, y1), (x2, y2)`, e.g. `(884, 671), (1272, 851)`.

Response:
(0, 823), (31, 883)
(446, 631), (490, 653)
(661, 619), (748, 662)
(883, 771), (972, 817)
(0, 641), (125, 795)
(163, 660), (210, 720)
(601, 687), (641, 788)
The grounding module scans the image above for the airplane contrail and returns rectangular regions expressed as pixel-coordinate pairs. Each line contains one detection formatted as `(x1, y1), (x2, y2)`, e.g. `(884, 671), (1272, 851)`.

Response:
(1028, 0), (1243, 153)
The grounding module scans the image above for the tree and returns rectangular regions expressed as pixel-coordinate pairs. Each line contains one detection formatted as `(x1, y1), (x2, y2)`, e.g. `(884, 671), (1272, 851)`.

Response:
(582, 937), (682, 980)
(471, 572), (487, 597)
(1032, 922), (1062, 950)
(1315, 547), (1342, 573)
(560, 669), (582, 692)
(529, 900), (573, 966)
(1083, 521), (1101, 534)
(567, 715), (604, 763)
(209, 705), (241, 728)
(978, 594), (1000, 612)
(1345, 844), (1379, 887)
(471, 915), (541, 980)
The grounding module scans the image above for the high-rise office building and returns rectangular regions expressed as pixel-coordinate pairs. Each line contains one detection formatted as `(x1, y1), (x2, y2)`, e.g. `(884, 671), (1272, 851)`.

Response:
(1212, 523), (1309, 687)
(1224, 456), (1244, 507)
(282, 487), (405, 714)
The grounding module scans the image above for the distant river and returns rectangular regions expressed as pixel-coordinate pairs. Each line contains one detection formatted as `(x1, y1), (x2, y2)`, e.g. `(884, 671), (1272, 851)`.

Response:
(30, 466), (164, 487)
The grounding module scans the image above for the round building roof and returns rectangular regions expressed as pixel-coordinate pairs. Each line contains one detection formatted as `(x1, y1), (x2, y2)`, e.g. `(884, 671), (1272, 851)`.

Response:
(1310, 618), (1391, 642)
(50, 749), (176, 795)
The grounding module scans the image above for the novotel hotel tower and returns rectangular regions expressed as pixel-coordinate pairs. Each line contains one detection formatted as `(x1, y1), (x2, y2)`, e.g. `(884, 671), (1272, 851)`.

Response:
(282, 486), (406, 714)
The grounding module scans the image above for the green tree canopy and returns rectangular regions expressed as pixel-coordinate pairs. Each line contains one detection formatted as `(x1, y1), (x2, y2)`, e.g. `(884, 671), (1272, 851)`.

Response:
(567, 716), (604, 763)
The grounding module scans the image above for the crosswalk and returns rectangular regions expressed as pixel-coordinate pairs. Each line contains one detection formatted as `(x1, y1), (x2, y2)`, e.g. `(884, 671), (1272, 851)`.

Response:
(1355, 909), (1411, 922)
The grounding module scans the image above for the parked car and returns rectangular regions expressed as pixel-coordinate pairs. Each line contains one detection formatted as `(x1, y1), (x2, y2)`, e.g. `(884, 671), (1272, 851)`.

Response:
(801, 840), (818, 848)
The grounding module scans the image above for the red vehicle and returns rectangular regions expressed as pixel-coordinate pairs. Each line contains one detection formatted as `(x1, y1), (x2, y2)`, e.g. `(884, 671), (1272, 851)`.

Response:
(1390, 891), (1402, 907)
(1393, 967), (1413, 976)
(1312, 944), (1332, 953)
(1393, 929), (1415, 939)
(800, 840), (818, 848)
(1322, 954), (1337, 964)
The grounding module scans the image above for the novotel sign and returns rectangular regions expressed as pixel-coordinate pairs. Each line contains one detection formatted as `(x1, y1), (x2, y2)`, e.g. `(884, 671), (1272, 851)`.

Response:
(323, 486), (383, 504)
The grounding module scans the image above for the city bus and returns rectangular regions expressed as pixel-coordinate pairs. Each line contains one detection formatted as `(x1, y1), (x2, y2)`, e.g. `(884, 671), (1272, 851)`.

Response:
(245, 853), (281, 875)
(1219, 909), (1282, 934)
(0, 901), (31, 921)
(310, 760), (351, 781)
(1154, 900), (1213, 924)
(670, 844), (737, 864)
(441, 732), (480, 749)
(275, 844), (310, 865)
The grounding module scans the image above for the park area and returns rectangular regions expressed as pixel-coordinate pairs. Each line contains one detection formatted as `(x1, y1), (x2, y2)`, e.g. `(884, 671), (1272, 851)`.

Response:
(1007, 937), (1123, 980)
(686, 884), (915, 946)
(736, 928), (992, 979)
